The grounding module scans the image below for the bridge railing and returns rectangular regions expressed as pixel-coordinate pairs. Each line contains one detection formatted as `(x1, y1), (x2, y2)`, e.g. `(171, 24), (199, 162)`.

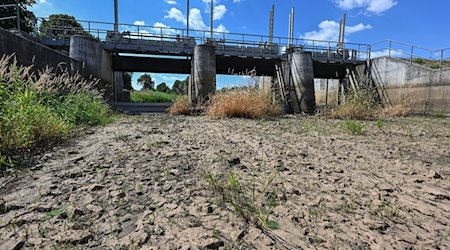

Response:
(371, 40), (450, 69)
(37, 17), (371, 61)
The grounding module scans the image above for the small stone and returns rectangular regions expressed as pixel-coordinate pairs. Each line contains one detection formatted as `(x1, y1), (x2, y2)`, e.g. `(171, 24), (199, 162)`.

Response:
(67, 206), (84, 217)
(82, 194), (94, 205)
(0, 199), (6, 214)
(34, 203), (53, 212)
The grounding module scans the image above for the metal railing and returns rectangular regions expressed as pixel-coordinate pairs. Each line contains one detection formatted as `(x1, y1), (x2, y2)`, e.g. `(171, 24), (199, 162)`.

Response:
(36, 17), (371, 62)
(371, 40), (450, 69)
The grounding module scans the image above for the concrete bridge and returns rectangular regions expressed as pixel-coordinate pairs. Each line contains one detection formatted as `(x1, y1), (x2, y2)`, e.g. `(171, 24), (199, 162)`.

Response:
(37, 19), (372, 113)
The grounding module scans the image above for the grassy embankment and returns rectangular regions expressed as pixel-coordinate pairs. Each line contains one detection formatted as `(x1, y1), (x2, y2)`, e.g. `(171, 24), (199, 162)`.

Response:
(0, 55), (114, 171)
(130, 90), (177, 103)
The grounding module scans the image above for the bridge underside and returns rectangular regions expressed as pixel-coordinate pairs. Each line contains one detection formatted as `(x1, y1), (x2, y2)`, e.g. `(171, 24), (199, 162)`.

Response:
(112, 55), (361, 79)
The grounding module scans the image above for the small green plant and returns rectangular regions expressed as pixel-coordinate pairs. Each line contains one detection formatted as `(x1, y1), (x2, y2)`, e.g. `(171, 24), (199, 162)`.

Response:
(45, 207), (67, 219)
(341, 120), (365, 135)
(205, 170), (281, 230)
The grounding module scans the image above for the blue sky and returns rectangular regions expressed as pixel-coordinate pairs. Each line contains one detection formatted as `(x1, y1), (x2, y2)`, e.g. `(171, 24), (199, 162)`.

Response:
(32, 0), (450, 89)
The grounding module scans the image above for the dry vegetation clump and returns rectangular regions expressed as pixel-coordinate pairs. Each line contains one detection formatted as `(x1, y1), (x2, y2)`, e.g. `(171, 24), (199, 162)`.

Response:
(330, 89), (380, 120)
(207, 88), (281, 118)
(168, 95), (190, 115)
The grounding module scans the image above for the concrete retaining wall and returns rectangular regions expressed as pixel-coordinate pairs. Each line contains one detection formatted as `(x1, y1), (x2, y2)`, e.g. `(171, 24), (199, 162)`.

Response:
(0, 27), (83, 75)
(370, 57), (450, 113)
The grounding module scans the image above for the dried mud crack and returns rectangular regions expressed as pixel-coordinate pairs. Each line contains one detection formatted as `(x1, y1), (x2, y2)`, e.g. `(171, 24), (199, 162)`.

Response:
(0, 114), (449, 249)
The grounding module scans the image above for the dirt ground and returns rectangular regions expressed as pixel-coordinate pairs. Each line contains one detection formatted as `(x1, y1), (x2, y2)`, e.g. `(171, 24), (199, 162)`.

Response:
(1, 114), (449, 249)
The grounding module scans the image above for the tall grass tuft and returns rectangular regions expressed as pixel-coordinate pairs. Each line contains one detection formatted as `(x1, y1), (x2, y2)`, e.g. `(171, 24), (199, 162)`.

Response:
(168, 95), (190, 115)
(0, 54), (114, 172)
(207, 88), (281, 119)
(330, 89), (379, 120)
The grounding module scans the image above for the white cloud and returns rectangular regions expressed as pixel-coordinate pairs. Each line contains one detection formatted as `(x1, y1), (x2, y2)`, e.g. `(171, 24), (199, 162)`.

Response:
(334, 0), (397, 14)
(164, 0), (177, 4)
(151, 22), (177, 35)
(165, 7), (210, 31)
(301, 20), (372, 42)
(39, 0), (48, 4)
(213, 5), (227, 20)
(133, 20), (146, 26)
(214, 24), (228, 33)
(371, 49), (402, 58)
(233, 0), (241, 3)
(165, 7), (186, 24)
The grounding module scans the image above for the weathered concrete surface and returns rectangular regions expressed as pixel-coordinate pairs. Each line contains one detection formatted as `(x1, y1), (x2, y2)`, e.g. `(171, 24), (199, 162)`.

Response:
(69, 35), (115, 100)
(0, 27), (83, 74)
(369, 57), (450, 112)
(190, 45), (216, 105)
(314, 79), (339, 106)
(289, 52), (316, 114)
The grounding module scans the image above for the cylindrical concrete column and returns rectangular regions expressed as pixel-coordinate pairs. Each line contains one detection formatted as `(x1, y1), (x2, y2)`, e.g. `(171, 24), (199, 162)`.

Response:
(289, 51), (316, 114)
(190, 45), (216, 105)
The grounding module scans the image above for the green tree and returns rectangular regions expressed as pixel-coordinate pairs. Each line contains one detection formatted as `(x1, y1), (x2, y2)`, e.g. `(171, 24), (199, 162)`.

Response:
(123, 72), (133, 91)
(156, 82), (170, 93)
(39, 14), (90, 38)
(137, 74), (154, 90)
(172, 76), (189, 95)
(0, 0), (36, 33)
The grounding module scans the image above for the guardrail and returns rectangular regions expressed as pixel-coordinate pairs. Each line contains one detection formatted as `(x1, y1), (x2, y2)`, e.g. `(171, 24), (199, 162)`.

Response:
(371, 40), (450, 69)
(36, 17), (371, 62)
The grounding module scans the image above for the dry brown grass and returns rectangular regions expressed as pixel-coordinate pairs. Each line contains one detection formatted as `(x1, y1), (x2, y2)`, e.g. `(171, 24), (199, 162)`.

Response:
(379, 94), (415, 118)
(329, 89), (379, 120)
(207, 88), (281, 118)
(168, 95), (190, 115)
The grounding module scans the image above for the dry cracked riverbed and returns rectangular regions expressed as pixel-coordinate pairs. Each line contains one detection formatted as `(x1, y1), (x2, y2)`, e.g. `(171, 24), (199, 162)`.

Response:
(1, 114), (450, 249)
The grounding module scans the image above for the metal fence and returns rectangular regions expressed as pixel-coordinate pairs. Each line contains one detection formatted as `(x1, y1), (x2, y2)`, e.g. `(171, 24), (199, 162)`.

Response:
(371, 40), (450, 69)
(36, 17), (371, 61)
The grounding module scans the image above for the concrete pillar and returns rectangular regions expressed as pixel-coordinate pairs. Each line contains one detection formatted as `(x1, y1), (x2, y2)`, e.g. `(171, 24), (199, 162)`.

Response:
(190, 45), (216, 105)
(289, 51), (316, 114)
(70, 35), (114, 100)
(113, 72), (130, 102)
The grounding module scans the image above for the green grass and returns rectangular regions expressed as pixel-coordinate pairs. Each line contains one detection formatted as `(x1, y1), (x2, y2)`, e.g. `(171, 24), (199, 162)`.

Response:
(0, 54), (114, 172)
(131, 90), (177, 103)
(411, 58), (450, 69)
(341, 120), (365, 135)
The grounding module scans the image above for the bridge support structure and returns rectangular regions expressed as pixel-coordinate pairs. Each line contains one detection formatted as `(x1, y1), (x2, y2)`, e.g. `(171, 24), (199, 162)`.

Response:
(190, 45), (216, 105)
(69, 35), (117, 101)
(281, 52), (316, 114)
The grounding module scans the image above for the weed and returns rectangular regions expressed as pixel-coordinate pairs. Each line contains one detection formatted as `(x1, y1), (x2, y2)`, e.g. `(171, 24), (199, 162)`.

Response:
(45, 207), (67, 220)
(341, 120), (365, 135)
(204, 170), (281, 230)
(168, 95), (190, 115)
(207, 88), (281, 119)
(330, 88), (379, 120)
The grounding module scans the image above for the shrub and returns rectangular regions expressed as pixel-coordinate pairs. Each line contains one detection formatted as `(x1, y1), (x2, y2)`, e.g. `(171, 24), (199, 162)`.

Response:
(131, 90), (176, 103)
(341, 120), (365, 135)
(207, 88), (281, 118)
(168, 95), (190, 115)
(0, 54), (113, 171)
